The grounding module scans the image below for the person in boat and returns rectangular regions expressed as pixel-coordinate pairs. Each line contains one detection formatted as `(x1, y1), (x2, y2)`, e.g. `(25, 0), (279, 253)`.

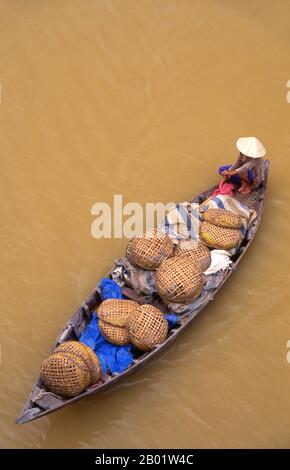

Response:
(219, 137), (266, 195)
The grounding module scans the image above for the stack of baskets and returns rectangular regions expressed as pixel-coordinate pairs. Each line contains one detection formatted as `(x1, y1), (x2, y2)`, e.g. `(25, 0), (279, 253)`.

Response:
(200, 208), (242, 250)
(96, 299), (169, 351)
(40, 341), (102, 398)
(155, 255), (203, 304)
(127, 228), (174, 270)
(97, 299), (138, 346)
(125, 210), (241, 307)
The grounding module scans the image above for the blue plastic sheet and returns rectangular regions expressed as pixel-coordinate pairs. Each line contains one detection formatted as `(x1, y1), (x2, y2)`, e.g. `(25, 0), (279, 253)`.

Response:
(99, 278), (123, 300)
(164, 314), (178, 329)
(80, 316), (133, 374)
(80, 278), (179, 374)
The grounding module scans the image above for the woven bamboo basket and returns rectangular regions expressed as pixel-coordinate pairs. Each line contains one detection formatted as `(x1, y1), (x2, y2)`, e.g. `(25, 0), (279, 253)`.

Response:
(155, 256), (203, 304)
(202, 208), (242, 229)
(127, 228), (174, 270)
(54, 341), (101, 385)
(97, 299), (139, 327)
(127, 304), (168, 351)
(40, 352), (91, 398)
(81, 343), (102, 384)
(200, 221), (241, 250)
(173, 239), (211, 272)
(99, 319), (130, 346)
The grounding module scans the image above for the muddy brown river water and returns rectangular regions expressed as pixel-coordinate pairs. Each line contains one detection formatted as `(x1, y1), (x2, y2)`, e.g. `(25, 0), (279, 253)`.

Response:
(1, 0), (290, 448)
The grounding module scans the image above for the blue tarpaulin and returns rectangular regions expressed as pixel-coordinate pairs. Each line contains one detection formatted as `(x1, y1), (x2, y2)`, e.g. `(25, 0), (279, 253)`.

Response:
(80, 315), (133, 374)
(164, 314), (178, 329)
(99, 278), (123, 300)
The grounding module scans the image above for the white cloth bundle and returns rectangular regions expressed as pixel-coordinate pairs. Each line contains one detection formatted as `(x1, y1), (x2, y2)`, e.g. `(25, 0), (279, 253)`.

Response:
(204, 249), (232, 275)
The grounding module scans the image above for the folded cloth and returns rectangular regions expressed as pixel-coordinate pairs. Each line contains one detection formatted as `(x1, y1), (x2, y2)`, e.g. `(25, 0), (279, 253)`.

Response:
(213, 179), (235, 197)
(204, 249), (232, 275)
(161, 201), (200, 243)
(112, 257), (157, 297)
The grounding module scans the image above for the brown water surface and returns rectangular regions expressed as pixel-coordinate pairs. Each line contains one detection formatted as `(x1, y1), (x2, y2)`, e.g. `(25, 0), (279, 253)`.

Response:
(0, 0), (290, 448)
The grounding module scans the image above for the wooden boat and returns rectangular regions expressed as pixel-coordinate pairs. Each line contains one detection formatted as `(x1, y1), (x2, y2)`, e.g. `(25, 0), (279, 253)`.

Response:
(17, 161), (269, 424)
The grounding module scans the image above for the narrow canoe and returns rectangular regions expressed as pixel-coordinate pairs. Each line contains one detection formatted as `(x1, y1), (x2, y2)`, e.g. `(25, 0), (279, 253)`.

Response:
(17, 161), (269, 424)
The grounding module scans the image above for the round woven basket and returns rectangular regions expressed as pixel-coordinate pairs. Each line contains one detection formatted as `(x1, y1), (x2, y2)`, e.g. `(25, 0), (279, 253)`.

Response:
(200, 221), (241, 250)
(127, 228), (174, 270)
(155, 256), (203, 304)
(173, 239), (211, 272)
(54, 341), (101, 384)
(99, 319), (130, 346)
(81, 343), (102, 384)
(202, 208), (242, 229)
(40, 352), (91, 398)
(127, 304), (168, 351)
(97, 299), (139, 327)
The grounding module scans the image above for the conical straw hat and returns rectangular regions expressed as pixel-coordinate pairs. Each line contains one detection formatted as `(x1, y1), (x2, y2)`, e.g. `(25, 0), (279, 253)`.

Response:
(236, 137), (266, 159)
